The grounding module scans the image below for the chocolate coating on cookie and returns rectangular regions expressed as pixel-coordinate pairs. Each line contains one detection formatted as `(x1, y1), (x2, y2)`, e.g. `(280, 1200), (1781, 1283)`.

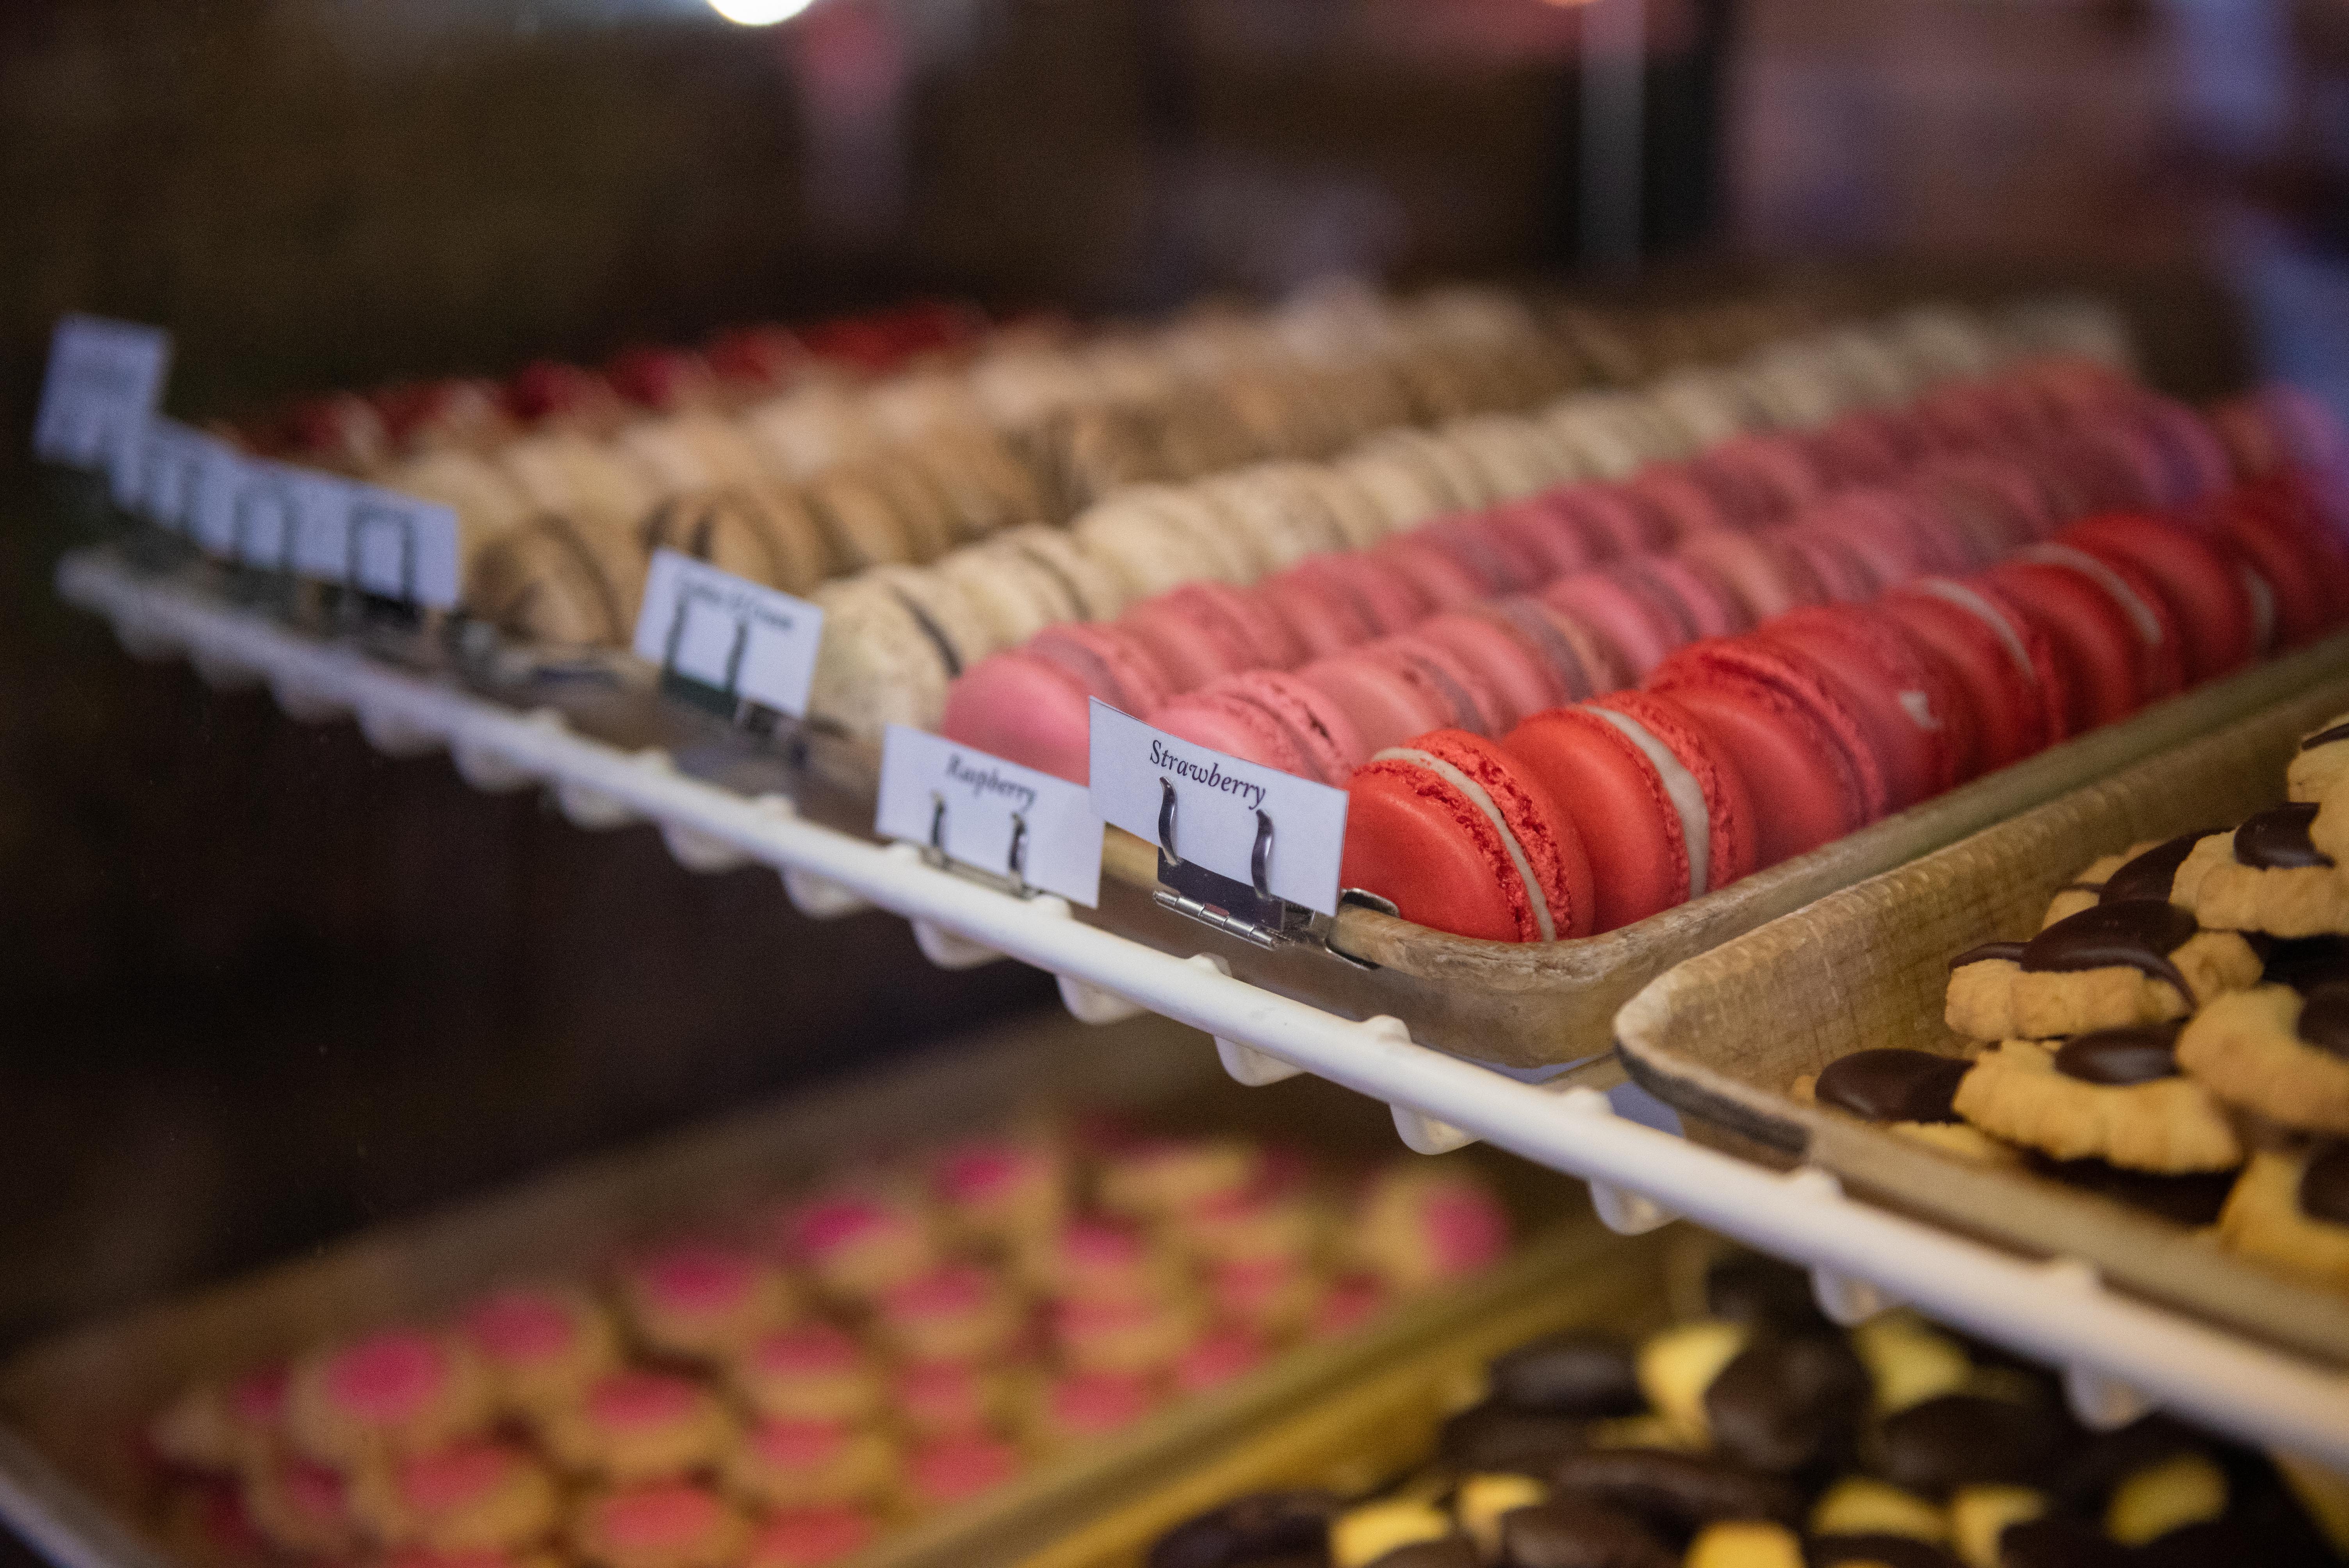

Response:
(1702, 1333), (1869, 1474)
(1148, 1492), (1342, 1568)
(1806, 1534), (1963, 1568)
(2298, 1140), (2349, 1227)
(2302, 720), (2349, 752)
(1497, 1497), (1674, 1568)
(2262, 936), (2349, 994)
(1704, 1255), (1829, 1334)
(2054, 1021), (2185, 1085)
(1440, 1402), (1588, 1475)
(1950, 940), (2027, 971)
(2029, 1157), (2236, 1227)
(1548, 1449), (1801, 1534)
(2016, 901), (2197, 997)
(1876, 1393), (2065, 1497)
(2233, 803), (2335, 870)
(1815, 1050), (1970, 1124)
(2296, 984), (2349, 1062)
(1366, 1542), (1476, 1568)
(1998, 1517), (2131, 1568)
(2099, 832), (2212, 905)
(1489, 1336), (1645, 1418)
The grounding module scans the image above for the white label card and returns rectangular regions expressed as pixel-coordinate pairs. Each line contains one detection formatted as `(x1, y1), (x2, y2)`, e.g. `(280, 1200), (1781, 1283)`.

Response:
(34, 315), (173, 468)
(633, 549), (824, 718)
(1087, 699), (1349, 916)
(112, 417), (223, 529)
(343, 483), (462, 608)
(876, 726), (1104, 907)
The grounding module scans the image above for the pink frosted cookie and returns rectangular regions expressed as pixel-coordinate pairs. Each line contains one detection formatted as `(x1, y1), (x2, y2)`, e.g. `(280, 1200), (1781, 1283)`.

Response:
(1207, 1254), (1327, 1339)
(241, 1456), (359, 1557)
(1025, 1372), (1160, 1448)
(570, 1482), (750, 1568)
(1167, 1185), (1322, 1267)
(618, 1242), (798, 1362)
(286, 1329), (492, 1468)
(1019, 1220), (1176, 1304)
(351, 1439), (560, 1552)
(904, 1433), (1022, 1511)
(930, 1137), (1067, 1246)
(722, 1417), (896, 1510)
(1306, 1276), (1392, 1342)
(148, 1363), (289, 1474)
(1171, 1327), (1270, 1395)
(458, 1286), (622, 1415)
(538, 1371), (735, 1483)
(728, 1324), (880, 1424)
(1050, 1294), (1203, 1377)
(1349, 1168), (1512, 1292)
(743, 1507), (879, 1568)
(779, 1191), (937, 1301)
(1096, 1136), (1263, 1219)
(893, 1360), (1014, 1438)
(875, 1265), (1023, 1362)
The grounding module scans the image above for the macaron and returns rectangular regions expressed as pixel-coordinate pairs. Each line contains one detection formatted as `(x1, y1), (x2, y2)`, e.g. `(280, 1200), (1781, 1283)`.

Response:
(1413, 610), (1576, 733)
(1504, 690), (1755, 930)
(2008, 541), (2186, 705)
(1276, 551), (1433, 638)
(1674, 530), (1828, 624)
(1542, 559), (1745, 676)
(2054, 513), (2256, 684)
(1553, 484), (1673, 557)
(1296, 640), (1497, 754)
(1340, 729), (1595, 942)
(1756, 604), (1972, 806)
(1423, 513), (1548, 595)
(1470, 597), (1631, 704)
(2192, 476), (2349, 646)
(1624, 466), (1735, 540)
(1974, 558), (2148, 733)
(1770, 523), (1885, 604)
(938, 623), (1175, 783)
(1877, 577), (2065, 775)
(1479, 493), (1604, 582)
(1648, 638), (1889, 868)
(1150, 670), (1369, 784)
(1251, 568), (1378, 661)
(1370, 534), (1500, 612)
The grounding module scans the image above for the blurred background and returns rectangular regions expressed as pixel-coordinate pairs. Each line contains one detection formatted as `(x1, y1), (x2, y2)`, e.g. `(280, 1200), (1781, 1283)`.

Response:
(2, 0), (2346, 1359)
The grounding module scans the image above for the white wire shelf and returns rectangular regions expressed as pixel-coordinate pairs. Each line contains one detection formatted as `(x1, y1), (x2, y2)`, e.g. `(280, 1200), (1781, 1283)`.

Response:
(55, 545), (2349, 1470)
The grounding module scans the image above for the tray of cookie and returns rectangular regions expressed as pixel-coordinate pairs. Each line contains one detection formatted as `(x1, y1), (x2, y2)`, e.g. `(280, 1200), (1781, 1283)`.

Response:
(1614, 652), (2349, 1370)
(0, 1009), (1623, 1568)
(1030, 1241), (2349, 1568)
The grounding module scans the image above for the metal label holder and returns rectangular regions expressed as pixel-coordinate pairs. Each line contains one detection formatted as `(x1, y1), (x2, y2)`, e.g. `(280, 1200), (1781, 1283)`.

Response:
(914, 790), (1040, 901)
(654, 591), (788, 739)
(1146, 777), (1388, 963)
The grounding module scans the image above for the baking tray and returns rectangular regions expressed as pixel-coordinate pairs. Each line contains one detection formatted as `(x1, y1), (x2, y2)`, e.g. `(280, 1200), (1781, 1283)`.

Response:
(0, 1007), (1634, 1568)
(1614, 664), (2349, 1369)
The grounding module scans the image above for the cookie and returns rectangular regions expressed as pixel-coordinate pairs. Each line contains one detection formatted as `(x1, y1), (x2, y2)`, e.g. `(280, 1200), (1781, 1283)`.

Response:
(2042, 832), (2219, 928)
(2176, 982), (2349, 1134)
(2040, 849), (2140, 929)
(2288, 712), (2349, 803)
(1797, 1050), (2016, 1162)
(1944, 901), (2262, 1041)
(2192, 805), (2349, 937)
(1952, 1032), (2244, 1173)
(2216, 1142), (2349, 1290)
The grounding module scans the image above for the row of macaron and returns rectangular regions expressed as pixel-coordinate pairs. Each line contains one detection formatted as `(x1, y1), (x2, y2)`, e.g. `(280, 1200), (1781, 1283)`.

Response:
(799, 303), (2107, 742)
(930, 355), (2237, 787)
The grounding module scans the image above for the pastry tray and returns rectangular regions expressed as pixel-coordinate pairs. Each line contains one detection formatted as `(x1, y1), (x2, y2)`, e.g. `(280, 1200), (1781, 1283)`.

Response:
(1614, 664), (2349, 1369)
(0, 1006), (1632, 1568)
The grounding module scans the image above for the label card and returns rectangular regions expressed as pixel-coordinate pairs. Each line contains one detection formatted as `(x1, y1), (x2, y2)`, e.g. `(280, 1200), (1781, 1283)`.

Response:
(876, 726), (1104, 907)
(633, 549), (824, 718)
(343, 483), (461, 608)
(114, 417), (222, 529)
(34, 315), (173, 469)
(1087, 699), (1349, 916)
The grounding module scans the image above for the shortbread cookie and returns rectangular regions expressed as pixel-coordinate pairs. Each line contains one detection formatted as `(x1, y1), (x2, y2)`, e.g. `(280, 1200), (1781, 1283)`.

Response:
(1797, 1049), (2017, 1162)
(2217, 1142), (2349, 1290)
(1945, 901), (2262, 1041)
(2040, 848), (2138, 928)
(2040, 832), (2216, 928)
(2192, 805), (2349, 938)
(2287, 712), (2349, 802)
(2178, 984), (2349, 1134)
(1952, 1032), (2244, 1173)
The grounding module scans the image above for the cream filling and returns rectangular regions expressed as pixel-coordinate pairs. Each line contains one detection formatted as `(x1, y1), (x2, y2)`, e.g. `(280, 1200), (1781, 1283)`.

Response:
(2021, 543), (2164, 648)
(1374, 747), (1554, 940)
(1586, 707), (1712, 897)
(1914, 577), (2036, 685)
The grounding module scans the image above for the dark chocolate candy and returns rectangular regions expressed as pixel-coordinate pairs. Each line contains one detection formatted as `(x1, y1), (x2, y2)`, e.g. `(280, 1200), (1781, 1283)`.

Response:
(1439, 1402), (1588, 1475)
(1704, 1253), (1830, 1334)
(1702, 1334), (1870, 1475)
(1875, 1393), (2065, 1498)
(2099, 832), (2213, 905)
(1951, 941), (2028, 971)
(2297, 985), (2349, 1062)
(2053, 1022), (2183, 1085)
(2298, 1140), (2349, 1227)
(1548, 1449), (1801, 1537)
(2028, 1157), (2236, 1228)
(1496, 1497), (1675, 1568)
(2300, 720), (2349, 752)
(1148, 1491), (1342, 1568)
(1996, 1516), (2131, 1568)
(1367, 1542), (1476, 1568)
(1814, 1050), (1970, 1125)
(2018, 901), (2198, 998)
(2262, 935), (2349, 994)
(1806, 1534), (1962, 1568)
(2234, 803), (2335, 870)
(1489, 1335), (1645, 1418)
(2050, 1416), (2203, 1508)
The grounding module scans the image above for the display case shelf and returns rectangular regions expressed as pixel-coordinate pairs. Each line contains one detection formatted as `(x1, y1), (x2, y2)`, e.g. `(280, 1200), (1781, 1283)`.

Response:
(57, 545), (2349, 1471)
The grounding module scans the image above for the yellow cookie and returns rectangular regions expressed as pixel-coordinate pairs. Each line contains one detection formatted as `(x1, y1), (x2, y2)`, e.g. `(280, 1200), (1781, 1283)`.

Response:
(1953, 1036), (2244, 1173)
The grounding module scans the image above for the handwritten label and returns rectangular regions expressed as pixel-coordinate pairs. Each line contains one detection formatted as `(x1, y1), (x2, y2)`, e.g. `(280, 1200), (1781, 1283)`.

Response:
(633, 549), (824, 718)
(876, 726), (1103, 907)
(1087, 700), (1349, 916)
(34, 315), (173, 469)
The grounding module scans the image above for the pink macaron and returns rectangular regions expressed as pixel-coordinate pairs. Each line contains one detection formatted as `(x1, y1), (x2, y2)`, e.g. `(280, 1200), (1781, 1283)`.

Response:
(939, 623), (1176, 783)
(1149, 670), (1370, 785)
(1368, 534), (1494, 611)
(1297, 637), (1504, 752)
(1277, 551), (1435, 637)
(1479, 494), (1605, 581)
(1251, 568), (1377, 661)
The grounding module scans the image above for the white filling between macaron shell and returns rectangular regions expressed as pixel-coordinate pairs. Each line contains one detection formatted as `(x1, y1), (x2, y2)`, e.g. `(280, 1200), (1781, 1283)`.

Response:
(2020, 543), (2164, 647)
(1914, 578), (2037, 686)
(1372, 747), (1556, 941)
(1585, 707), (1712, 898)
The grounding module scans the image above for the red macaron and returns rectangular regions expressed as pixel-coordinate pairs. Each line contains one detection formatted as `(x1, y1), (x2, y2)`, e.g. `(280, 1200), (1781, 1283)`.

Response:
(1505, 690), (1755, 931)
(1757, 604), (1974, 807)
(2055, 513), (2258, 684)
(1877, 577), (2066, 775)
(2011, 541), (2187, 704)
(1977, 557), (2156, 733)
(1341, 729), (1595, 943)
